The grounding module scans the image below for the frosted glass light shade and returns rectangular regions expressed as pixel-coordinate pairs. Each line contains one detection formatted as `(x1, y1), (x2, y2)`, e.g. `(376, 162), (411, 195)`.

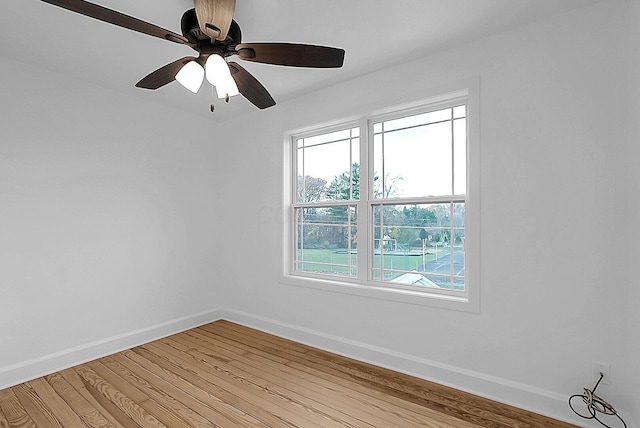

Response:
(205, 54), (229, 86)
(175, 61), (204, 93)
(215, 75), (239, 99)
(206, 54), (239, 99)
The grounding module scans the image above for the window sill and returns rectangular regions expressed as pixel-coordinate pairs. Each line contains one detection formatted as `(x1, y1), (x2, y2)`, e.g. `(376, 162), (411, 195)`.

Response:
(280, 273), (480, 313)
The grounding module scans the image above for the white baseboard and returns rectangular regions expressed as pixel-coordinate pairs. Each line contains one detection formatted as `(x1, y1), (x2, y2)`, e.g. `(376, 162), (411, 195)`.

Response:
(221, 308), (604, 428)
(0, 308), (223, 391)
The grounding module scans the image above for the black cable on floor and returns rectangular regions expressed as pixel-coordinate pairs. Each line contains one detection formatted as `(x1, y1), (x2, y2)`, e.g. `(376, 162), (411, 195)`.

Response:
(568, 372), (627, 428)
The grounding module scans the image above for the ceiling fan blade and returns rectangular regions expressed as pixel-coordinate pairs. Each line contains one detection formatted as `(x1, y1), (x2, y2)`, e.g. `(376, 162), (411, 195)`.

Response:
(135, 57), (196, 90)
(228, 62), (276, 110)
(235, 43), (345, 68)
(40, 0), (192, 45)
(194, 0), (236, 41)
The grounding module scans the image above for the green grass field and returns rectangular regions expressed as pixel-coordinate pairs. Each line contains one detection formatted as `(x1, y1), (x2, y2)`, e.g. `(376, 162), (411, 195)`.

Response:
(296, 248), (452, 276)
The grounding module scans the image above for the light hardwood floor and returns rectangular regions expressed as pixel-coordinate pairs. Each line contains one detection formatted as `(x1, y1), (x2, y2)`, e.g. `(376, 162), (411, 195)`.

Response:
(0, 320), (576, 427)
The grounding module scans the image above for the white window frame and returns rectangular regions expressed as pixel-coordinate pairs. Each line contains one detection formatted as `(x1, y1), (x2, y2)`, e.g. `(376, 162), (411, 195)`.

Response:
(282, 81), (480, 312)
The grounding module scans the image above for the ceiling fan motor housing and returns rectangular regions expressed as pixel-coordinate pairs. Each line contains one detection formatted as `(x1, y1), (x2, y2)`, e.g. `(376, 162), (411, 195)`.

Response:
(181, 9), (242, 59)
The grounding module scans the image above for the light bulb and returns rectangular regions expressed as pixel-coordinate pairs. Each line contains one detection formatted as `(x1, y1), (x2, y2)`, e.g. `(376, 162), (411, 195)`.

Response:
(175, 61), (204, 93)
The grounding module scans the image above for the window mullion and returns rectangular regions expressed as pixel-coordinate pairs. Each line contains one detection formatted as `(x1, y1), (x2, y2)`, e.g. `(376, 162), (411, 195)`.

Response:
(357, 119), (369, 281)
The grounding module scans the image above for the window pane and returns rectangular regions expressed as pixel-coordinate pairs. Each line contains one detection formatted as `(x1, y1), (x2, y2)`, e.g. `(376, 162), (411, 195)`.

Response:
(453, 118), (467, 195)
(423, 274), (451, 289)
(325, 160), (360, 201)
(453, 202), (465, 229)
(295, 206), (357, 278)
(373, 134), (383, 198)
(452, 202), (465, 290)
(375, 121), (453, 198)
(297, 141), (359, 203)
(350, 140), (360, 200)
(301, 140), (350, 191)
(371, 203), (464, 291)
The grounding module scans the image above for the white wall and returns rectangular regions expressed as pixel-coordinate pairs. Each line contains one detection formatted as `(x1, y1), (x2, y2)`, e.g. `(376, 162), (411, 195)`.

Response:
(213, 1), (635, 425)
(626, 0), (640, 425)
(0, 57), (222, 387)
(1, 1), (636, 426)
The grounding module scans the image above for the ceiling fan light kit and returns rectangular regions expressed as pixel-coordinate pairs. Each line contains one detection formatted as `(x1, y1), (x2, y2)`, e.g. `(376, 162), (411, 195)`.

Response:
(173, 54), (239, 98)
(40, 0), (346, 111)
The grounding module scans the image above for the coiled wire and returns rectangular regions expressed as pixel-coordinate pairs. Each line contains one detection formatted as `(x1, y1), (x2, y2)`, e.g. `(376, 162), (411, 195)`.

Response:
(568, 373), (626, 428)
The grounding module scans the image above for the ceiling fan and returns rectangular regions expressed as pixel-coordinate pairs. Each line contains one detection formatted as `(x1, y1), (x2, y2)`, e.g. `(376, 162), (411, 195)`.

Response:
(40, 0), (346, 110)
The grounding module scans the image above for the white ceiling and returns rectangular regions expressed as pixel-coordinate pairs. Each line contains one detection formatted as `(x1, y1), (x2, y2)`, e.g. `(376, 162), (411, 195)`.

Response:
(1, 0), (602, 121)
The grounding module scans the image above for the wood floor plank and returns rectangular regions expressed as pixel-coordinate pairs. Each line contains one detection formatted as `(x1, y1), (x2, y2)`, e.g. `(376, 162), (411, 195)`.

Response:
(26, 378), (86, 427)
(59, 368), (133, 428)
(45, 372), (113, 428)
(84, 360), (181, 428)
(11, 384), (63, 428)
(0, 409), (9, 428)
(0, 321), (577, 428)
(74, 365), (166, 428)
(0, 388), (37, 428)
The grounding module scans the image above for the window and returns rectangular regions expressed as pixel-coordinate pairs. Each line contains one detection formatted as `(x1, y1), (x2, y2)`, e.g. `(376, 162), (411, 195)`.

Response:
(286, 87), (477, 308)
